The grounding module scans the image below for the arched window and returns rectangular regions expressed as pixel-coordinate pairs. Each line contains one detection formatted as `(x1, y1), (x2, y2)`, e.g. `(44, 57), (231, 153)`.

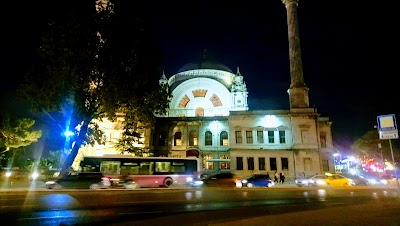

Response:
(174, 132), (182, 146)
(189, 131), (198, 146)
(205, 131), (212, 146)
(220, 131), (228, 146)
(196, 107), (204, 117)
(203, 154), (214, 170)
(219, 155), (230, 169)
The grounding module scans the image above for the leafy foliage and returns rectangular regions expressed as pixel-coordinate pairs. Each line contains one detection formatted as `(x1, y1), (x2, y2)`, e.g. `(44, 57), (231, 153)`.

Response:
(0, 114), (42, 155)
(17, 1), (169, 174)
(351, 129), (400, 160)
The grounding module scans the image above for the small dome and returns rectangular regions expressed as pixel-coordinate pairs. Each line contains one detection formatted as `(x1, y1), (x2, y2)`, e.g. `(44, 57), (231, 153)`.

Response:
(177, 61), (233, 73)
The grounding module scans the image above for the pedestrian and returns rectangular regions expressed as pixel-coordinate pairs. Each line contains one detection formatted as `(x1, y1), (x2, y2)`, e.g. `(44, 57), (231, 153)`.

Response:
(266, 172), (271, 180)
(280, 172), (285, 184)
(274, 171), (279, 183)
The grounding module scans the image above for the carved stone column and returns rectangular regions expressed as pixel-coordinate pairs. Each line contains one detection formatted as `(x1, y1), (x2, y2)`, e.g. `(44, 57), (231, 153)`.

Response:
(282, 0), (309, 108)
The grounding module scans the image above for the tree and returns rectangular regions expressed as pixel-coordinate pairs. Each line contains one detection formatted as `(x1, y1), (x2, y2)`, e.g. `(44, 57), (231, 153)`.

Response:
(0, 114), (42, 155)
(351, 129), (400, 161)
(17, 1), (169, 175)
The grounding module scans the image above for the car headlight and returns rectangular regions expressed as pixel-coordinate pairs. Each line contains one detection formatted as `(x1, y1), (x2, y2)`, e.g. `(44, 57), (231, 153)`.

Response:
(186, 177), (193, 182)
(193, 180), (204, 186)
(5, 172), (12, 177)
(46, 181), (56, 185)
(241, 180), (247, 183)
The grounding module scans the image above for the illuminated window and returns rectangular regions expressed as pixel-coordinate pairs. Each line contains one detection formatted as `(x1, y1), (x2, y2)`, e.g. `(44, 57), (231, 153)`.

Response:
(279, 130), (286, 144)
(179, 95), (190, 108)
(203, 154), (214, 170)
(189, 131), (198, 146)
(205, 131), (212, 146)
(192, 89), (207, 97)
(257, 131), (264, 143)
(268, 131), (275, 143)
(235, 131), (242, 143)
(246, 131), (253, 144)
(195, 107), (204, 117)
(174, 132), (182, 146)
(210, 94), (222, 107)
(219, 155), (230, 169)
(220, 131), (228, 146)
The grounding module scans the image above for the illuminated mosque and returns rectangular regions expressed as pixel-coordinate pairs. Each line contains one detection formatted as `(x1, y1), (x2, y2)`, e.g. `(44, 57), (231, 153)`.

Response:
(74, 0), (335, 180)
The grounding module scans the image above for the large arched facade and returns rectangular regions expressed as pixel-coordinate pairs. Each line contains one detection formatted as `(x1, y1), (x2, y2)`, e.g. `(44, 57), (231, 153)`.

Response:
(169, 77), (232, 117)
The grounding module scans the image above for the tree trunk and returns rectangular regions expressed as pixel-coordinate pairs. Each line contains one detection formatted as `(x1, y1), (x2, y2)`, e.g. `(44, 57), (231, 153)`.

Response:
(60, 121), (90, 176)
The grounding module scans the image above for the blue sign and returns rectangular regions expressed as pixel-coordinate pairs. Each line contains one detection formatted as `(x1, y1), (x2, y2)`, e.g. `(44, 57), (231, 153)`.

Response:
(377, 114), (398, 139)
(377, 114), (397, 131)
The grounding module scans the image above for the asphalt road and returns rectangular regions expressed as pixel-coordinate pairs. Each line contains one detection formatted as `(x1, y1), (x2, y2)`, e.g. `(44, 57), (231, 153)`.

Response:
(1, 184), (400, 226)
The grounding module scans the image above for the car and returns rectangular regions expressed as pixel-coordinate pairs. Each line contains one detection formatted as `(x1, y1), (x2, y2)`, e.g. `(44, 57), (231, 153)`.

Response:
(45, 172), (104, 189)
(193, 172), (242, 188)
(295, 175), (314, 187)
(340, 173), (369, 186)
(362, 173), (390, 186)
(297, 173), (354, 187)
(241, 174), (275, 188)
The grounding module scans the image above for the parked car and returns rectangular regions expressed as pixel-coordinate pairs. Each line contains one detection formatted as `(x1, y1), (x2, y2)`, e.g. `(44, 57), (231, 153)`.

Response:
(193, 172), (242, 188)
(45, 172), (104, 189)
(241, 174), (275, 188)
(297, 173), (354, 187)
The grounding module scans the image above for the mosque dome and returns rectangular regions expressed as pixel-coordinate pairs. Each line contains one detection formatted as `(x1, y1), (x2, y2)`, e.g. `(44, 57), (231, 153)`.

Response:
(177, 60), (233, 73)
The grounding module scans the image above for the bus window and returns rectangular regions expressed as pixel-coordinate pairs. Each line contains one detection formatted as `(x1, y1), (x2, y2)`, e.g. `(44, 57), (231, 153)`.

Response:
(139, 162), (153, 175)
(121, 163), (139, 175)
(100, 161), (121, 174)
(155, 162), (171, 173)
(171, 162), (185, 173)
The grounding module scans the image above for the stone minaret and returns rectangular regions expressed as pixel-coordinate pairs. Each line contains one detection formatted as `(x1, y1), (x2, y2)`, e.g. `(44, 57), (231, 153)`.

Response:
(282, 0), (309, 108)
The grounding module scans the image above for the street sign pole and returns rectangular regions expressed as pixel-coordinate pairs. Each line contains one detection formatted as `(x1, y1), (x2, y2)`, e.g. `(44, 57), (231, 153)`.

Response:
(377, 114), (400, 199)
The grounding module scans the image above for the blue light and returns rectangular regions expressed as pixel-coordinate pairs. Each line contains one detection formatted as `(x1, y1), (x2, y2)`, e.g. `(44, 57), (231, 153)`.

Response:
(63, 130), (74, 137)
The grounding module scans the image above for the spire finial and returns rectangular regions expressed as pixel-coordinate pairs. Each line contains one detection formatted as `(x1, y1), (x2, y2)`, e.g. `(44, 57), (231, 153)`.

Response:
(160, 70), (167, 80)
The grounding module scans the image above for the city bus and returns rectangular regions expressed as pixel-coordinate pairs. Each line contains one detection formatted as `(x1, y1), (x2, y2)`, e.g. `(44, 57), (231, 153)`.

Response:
(79, 155), (201, 188)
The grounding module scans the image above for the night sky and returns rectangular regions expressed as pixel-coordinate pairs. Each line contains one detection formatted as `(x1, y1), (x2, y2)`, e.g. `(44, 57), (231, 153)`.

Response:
(1, 0), (398, 152)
